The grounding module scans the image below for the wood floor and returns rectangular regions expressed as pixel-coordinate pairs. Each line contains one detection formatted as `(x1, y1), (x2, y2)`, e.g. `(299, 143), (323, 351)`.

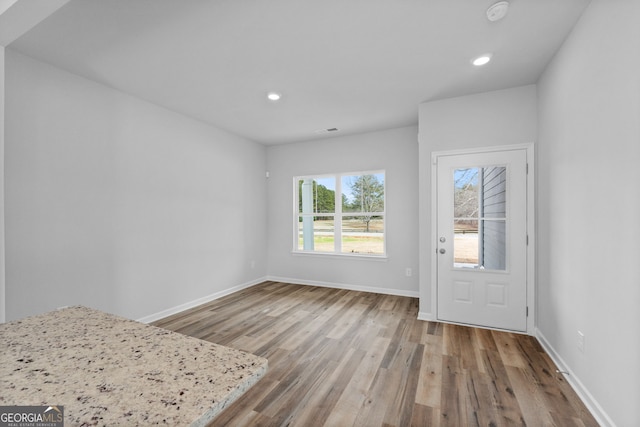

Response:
(152, 281), (598, 427)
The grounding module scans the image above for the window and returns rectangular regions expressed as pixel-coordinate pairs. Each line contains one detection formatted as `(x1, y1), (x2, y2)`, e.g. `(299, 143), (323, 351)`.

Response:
(453, 166), (507, 270)
(294, 171), (385, 256)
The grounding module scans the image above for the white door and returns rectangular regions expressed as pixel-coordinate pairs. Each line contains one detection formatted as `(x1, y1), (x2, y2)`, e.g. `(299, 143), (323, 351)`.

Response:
(436, 149), (528, 332)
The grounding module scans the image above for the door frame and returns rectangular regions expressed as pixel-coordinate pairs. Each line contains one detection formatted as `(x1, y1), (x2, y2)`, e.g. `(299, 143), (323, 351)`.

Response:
(430, 143), (535, 334)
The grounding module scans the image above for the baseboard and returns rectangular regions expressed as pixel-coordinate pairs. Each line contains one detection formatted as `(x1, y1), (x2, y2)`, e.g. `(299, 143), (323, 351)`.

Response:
(266, 275), (419, 298)
(137, 277), (268, 324)
(140, 276), (418, 324)
(535, 328), (615, 427)
(417, 311), (436, 321)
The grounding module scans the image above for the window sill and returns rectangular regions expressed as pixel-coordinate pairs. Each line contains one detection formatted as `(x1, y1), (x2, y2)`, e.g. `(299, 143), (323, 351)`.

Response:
(291, 251), (388, 261)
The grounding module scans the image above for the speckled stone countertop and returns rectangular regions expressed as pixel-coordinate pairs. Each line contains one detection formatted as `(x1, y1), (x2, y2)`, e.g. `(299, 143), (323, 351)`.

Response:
(0, 306), (267, 426)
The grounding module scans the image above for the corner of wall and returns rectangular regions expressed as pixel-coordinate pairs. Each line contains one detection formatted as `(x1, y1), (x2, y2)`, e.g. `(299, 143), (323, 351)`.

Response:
(137, 277), (267, 324)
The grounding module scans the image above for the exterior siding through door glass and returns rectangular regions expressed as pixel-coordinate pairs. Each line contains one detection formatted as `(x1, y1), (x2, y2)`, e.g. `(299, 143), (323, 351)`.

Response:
(482, 166), (507, 270)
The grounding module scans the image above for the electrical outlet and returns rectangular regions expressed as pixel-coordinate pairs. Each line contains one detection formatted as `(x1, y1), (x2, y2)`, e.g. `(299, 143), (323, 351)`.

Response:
(405, 268), (412, 277)
(577, 331), (585, 353)
(250, 260), (255, 269)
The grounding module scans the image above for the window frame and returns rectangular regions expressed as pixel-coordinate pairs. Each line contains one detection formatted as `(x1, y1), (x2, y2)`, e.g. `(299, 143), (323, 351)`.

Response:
(292, 170), (386, 258)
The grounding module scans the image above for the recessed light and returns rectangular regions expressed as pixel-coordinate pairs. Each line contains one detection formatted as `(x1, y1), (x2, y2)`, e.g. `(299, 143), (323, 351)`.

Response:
(472, 54), (492, 66)
(267, 92), (282, 101)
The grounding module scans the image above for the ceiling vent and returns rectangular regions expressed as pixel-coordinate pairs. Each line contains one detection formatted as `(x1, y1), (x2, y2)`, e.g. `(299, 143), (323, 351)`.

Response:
(315, 128), (339, 134)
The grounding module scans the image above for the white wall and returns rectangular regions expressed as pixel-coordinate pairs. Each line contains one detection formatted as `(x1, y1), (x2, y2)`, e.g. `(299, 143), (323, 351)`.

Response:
(0, 46), (5, 323)
(4, 50), (268, 321)
(418, 85), (538, 319)
(266, 126), (419, 296)
(537, 0), (640, 425)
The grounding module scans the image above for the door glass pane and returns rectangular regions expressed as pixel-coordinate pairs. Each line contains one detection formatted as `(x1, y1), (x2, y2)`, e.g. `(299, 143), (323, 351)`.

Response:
(454, 219), (478, 265)
(453, 166), (506, 270)
(481, 167), (507, 218)
(481, 219), (506, 269)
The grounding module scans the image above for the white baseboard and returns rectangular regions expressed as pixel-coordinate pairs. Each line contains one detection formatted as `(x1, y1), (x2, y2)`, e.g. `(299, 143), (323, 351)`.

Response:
(139, 276), (418, 324)
(535, 328), (615, 427)
(266, 275), (419, 298)
(137, 277), (267, 324)
(417, 311), (435, 321)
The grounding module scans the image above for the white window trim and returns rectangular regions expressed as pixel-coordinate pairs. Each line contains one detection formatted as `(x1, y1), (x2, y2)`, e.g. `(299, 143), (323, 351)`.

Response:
(292, 170), (386, 258)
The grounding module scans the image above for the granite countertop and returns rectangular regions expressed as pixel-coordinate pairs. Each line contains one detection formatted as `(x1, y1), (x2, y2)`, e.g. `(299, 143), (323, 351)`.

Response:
(0, 306), (267, 426)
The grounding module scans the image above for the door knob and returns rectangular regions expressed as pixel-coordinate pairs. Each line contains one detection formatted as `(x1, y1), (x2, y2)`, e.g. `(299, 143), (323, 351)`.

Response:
(439, 248), (446, 254)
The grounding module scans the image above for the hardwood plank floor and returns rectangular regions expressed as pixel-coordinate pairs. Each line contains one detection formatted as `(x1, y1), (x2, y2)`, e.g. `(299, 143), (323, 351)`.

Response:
(152, 281), (599, 427)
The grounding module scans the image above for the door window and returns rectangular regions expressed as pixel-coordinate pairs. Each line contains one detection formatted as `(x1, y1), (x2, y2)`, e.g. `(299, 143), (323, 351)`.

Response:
(453, 166), (507, 270)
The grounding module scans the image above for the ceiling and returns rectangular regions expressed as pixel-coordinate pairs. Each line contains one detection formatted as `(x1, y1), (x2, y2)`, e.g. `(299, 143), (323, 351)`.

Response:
(8, 0), (590, 145)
